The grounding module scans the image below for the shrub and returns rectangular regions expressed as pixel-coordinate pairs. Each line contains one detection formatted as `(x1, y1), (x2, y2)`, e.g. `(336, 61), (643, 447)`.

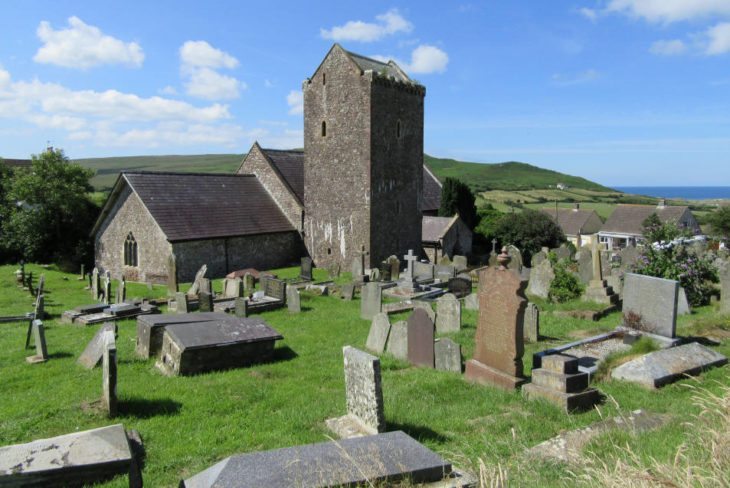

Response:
(491, 209), (565, 263)
(549, 262), (584, 303)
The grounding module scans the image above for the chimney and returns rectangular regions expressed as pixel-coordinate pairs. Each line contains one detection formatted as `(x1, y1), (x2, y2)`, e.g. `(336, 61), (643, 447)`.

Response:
(573, 203), (580, 211)
(658, 199), (666, 208)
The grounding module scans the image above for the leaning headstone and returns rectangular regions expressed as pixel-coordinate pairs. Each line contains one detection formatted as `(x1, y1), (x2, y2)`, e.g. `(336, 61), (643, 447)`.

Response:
(187, 264), (208, 296)
(453, 255), (468, 272)
(523, 302), (540, 342)
(366, 313), (391, 354)
(611, 342), (727, 389)
(623, 273), (679, 338)
(435, 338), (462, 373)
(286, 286), (301, 313)
(26, 320), (48, 364)
(78, 323), (116, 369)
(198, 291), (213, 313)
(33, 294), (44, 320)
(300, 257), (313, 281)
(360, 282), (382, 320)
(326, 346), (385, 438)
(677, 286), (691, 315)
(435, 293), (461, 333)
(385, 321), (408, 360)
(465, 292), (478, 310)
(234, 297), (248, 318)
(465, 248), (527, 390)
(102, 335), (118, 417)
(167, 253), (178, 294)
(340, 283), (355, 301)
(407, 308), (435, 368)
(174, 292), (189, 314)
(526, 259), (554, 299)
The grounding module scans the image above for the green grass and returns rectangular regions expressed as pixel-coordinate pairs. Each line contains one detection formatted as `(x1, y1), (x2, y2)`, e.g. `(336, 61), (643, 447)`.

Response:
(1, 263), (728, 487)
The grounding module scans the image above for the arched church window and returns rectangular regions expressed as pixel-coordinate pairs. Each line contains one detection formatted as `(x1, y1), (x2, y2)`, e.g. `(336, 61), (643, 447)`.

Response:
(124, 232), (138, 267)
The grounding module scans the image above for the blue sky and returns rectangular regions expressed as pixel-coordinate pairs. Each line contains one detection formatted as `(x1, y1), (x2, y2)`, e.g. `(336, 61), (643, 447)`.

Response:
(1, 0), (729, 186)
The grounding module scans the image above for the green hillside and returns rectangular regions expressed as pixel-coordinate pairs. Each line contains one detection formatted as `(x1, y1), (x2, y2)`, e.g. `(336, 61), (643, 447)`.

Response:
(423, 155), (612, 192)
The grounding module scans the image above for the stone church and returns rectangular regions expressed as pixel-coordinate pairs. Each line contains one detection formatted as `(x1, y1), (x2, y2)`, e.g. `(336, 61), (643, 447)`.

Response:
(93, 44), (447, 283)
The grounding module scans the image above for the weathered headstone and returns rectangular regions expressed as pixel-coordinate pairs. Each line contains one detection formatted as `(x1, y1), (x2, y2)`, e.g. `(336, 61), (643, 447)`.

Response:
(366, 313), (391, 354)
(554, 243), (573, 261)
(102, 335), (118, 417)
(412, 300), (435, 323)
(402, 249), (417, 282)
(199, 291), (213, 313)
(351, 256), (363, 279)
(407, 308), (435, 368)
(387, 255), (401, 281)
(465, 292), (478, 310)
(435, 293), (461, 333)
(325, 346), (385, 438)
(438, 255), (452, 266)
(187, 264), (208, 296)
(453, 255), (468, 272)
(167, 253), (178, 294)
(414, 261), (435, 280)
(448, 277), (472, 298)
(117, 278), (126, 304)
(526, 259), (554, 299)
(26, 320), (48, 364)
(583, 241), (618, 305)
(576, 249), (593, 284)
(623, 273), (679, 338)
(378, 261), (392, 282)
(234, 297), (248, 317)
(26, 271), (34, 296)
(92, 267), (100, 300)
(174, 292), (189, 314)
(243, 272), (255, 293)
(340, 283), (355, 301)
(531, 248), (549, 267)
(720, 267), (730, 314)
(506, 245), (523, 272)
(369, 267), (381, 282)
(286, 286), (301, 313)
(386, 321), (408, 360)
(611, 342), (727, 389)
(360, 282), (382, 320)
(464, 248), (527, 390)
(435, 338), (462, 373)
(327, 262), (340, 279)
(300, 257), (313, 281)
(435, 264), (456, 281)
(524, 302), (540, 342)
(677, 286), (691, 315)
(103, 273), (112, 305)
(78, 323), (116, 369)
(33, 293), (44, 320)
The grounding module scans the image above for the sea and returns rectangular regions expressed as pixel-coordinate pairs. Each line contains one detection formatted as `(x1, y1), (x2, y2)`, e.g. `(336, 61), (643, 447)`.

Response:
(613, 186), (730, 200)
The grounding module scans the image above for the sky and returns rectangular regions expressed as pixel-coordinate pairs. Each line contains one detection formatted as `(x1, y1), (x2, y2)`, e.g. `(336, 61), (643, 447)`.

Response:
(1, 0), (729, 186)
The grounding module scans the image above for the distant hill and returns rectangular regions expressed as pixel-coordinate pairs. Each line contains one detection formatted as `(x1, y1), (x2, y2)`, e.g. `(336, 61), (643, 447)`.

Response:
(69, 152), (612, 193)
(423, 155), (612, 192)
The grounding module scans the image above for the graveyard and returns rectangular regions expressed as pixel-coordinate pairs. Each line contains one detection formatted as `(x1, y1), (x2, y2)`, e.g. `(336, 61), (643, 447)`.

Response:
(0, 261), (728, 487)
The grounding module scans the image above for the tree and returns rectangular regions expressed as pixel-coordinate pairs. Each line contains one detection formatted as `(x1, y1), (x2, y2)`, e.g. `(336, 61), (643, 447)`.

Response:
(707, 206), (730, 242)
(641, 213), (687, 244)
(438, 177), (479, 229)
(1, 148), (97, 267)
(474, 203), (503, 244)
(491, 209), (565, 263)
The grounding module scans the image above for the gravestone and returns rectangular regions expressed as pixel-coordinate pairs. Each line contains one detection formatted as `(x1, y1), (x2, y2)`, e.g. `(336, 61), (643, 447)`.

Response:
(576, 249), (593, 284)
(720, 267), (730, 314)
(583, 241), (618, 305)
(370, 267), (381, 282)
(387, 255), (401, 281)
(116, 278), (126, 304)
(187, 264), (208, 296)
(414, 261), (434, 280)
(435, 293), (461, 333)
(167, 253), (178, 293)
(623, 273), (679, 338)
(199, 278), (211, 295)
(438, 255), (452, 266)
(378, 261), (392, 282)
(523, 354), (600, 411)
(26, 271), (35, 297)
(677, 286), (691, 315)
(531, 248), (549, 267)
(199, 291), (213, 313)
(465, 293), (478, 310)
(340, 283), (355, 301)
(464, 248), (527, 390)
(524, 302), (540, 342)
(286, 286), (301, 313)
(33, 294), (44, 320)
(619, 245), (640, 270)
(506, 245), (523, 272)
(222, 278), (243, 298)
(103, 273), (112, 305)
(448, 277), (472, 298)
(351, 256), (363, 279)
(402, 249), (417, 282)
(300, 257), (313, 281)
(261, 277), (286, 300)
(366, 313), (391, 354)
(435, 338), (462, 373)
(327, 262), (341, 279)
(78, 323), (117, 369)
(412, 300), (435, 323)
(435, 264), (456, 282)
(554, 243), (573, 261)
(243, 273), (255, 293)
(174, 292), (189, 314)
(92, 267), (100, 300)
(102, 335), (118, 417)
(453, 255), (468, 272)
(611, 342), (727, 389)
(407, 308), (435, 368)
(26, 319), (48, 364)
(326, 346), (385, 438)
(526, 259), (554, 299)
(360, 282), (382, 320)
(386, 321), (408, 360)
(234, 297), (248, 318)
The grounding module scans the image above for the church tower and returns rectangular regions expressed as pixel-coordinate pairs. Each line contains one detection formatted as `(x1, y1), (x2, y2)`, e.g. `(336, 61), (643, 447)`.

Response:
(303, 44), (425, 269)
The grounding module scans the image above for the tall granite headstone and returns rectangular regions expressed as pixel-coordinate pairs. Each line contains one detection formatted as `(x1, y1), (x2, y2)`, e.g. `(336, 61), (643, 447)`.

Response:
(360, 282), (382, 320)
(167, 253), (178, 294)
(465, 248), (527, 390)
(720, 266), (730, 314)
(26, 319), (48, 364)
(407, 308), (435, 368)
(92, 267), (100, 300)
(523, 302), (540, 342)
(102, 335), (117, 417)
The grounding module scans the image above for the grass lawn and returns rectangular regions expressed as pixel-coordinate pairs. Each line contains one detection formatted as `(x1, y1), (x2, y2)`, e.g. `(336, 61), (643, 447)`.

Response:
(1, 263), (728, 486)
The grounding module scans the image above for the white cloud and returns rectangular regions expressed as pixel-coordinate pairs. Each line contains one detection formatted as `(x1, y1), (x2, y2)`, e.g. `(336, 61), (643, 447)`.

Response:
(160, 85), (177, 95)
(578, 7), (599, 21)
(551, 69), (600, 86)
(606, 0), (730, 23)
(286, 90), (303, 115)
(649, 39), (687, 55)
(33, 16), (143, 69)
(320, 9), (413, 42)
(405, 45), (449, 74)
(179, 40), (239, 69)
(704, 21), (730, 54)
(185, 68), (243, 100)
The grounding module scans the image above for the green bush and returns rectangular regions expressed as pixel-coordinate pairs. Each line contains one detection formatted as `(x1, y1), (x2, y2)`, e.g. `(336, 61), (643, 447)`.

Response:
(549, 262), (584, 303)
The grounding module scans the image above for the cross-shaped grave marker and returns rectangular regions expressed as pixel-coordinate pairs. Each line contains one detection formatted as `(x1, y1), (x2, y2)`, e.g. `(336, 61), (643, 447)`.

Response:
(403, 249), (417, 281)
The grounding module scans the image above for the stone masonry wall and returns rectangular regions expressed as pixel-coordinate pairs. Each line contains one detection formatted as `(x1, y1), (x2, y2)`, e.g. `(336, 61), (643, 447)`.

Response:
(95, 185), (172, 282)
(238, 145), (304, 231)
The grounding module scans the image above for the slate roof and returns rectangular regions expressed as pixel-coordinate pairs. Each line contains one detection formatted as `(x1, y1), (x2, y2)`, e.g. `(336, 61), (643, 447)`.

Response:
(422, 216), (455, 243)
(541, 208), (599, 236)
(600, 204), (689, 236)
(261, 148), (304, 204)
(346, 50), (410, 82)
(422, 166), (442, 212)
(97, 172), (295, 242)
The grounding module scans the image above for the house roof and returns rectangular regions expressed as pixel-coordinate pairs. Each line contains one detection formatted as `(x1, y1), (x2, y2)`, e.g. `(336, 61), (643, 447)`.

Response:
(422, 165), (442, 212)
(541, 208), (599, 236)
(600, 204), (689, 236)
(261, 148), (304, 204)
(94, 172), (294, 242)
(422, 215), (457, 243)
(1, 158), (32, 169)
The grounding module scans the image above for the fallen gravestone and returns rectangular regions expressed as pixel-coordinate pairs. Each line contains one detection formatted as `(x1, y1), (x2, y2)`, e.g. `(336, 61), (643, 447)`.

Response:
(78, 323), (117, 369)
(366, 313), (391, 354)
(360, 282), (382, 320)
(286, 286), (301, 313)
(611, 342), (727, 388)
(524, 302), (540, 342)
(623, 273), (679, 338)
(523, 354), (600, 412)
(326, 346), (385, 438)
(26, 319), (48, 364)
(385, 321), (408, 361)
(407, 308), (435, 368)
(435, 338), (462, 373)
(435, 293), (461, 333)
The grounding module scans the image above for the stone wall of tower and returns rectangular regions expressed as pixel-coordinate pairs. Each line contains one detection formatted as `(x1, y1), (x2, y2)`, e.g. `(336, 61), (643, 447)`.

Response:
(303, 47), (372, 268)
